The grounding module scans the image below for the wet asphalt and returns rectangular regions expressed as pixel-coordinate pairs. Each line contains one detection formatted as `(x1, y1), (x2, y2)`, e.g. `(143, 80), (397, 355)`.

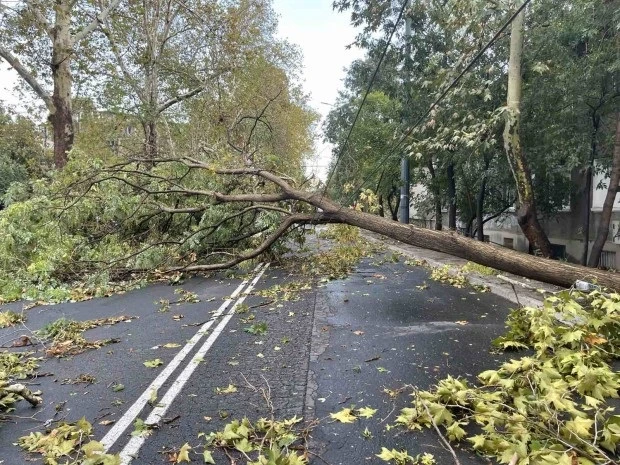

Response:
(0, 251), (519, 465)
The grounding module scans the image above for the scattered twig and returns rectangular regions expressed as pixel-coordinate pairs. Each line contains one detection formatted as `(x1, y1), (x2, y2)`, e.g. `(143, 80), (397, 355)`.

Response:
(419, 397), (462, 465)
(3, 383), (42, 407)
(509, 282), (522, 308)
(163, 414), (181, 425)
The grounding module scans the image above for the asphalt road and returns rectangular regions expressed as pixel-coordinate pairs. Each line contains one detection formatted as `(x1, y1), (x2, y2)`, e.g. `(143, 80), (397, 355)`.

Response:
(0, 249), (520, 465)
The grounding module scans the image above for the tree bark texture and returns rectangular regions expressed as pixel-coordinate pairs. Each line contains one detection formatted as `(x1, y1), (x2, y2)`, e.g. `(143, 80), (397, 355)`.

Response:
(588, 114), (620, 268)
(427, 157), (442, 230)
(476, 156), (491, 241)
(447, 161), (457, 230)
(143, 120), (159, 160)
(503, 9), (552, 257)
(50, 0), (74, 168)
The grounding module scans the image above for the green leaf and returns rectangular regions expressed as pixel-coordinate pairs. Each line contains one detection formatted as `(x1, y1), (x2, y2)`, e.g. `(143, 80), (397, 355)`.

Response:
(202, 450), (215, 464)
(144, 358), (163, 368)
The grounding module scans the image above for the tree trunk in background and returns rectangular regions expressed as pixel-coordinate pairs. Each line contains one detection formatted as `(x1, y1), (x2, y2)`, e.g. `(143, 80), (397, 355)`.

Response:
(143, 120), (158, 160)
(428, 157), (442, 230)
(476, 155), (491, 241)
(476, 177), (487, 241)
(50, 0), (74, 168)
(447, 161), (457, 230)
(582, 113), (601, 264)
(588, 114), (620, 268)
(503, 9), (552, 257)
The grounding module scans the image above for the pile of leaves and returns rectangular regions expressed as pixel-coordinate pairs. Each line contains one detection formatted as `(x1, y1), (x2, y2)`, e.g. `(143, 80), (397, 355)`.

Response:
(308, 225), (379, 280)
(0, 309), (25, 328)
(394, 289), (620, 464)
(0, 350), (40, 418)
(18, 418), (120, 464)
(35, 315), (134, 357)
(429, 265), (469, 288)
(200, 416), (309, 465)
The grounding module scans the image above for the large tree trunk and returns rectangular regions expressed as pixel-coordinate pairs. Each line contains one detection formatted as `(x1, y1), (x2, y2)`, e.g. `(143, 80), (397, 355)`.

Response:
(447, 161), (457, 230)
(503, 8), (552, 257)
(50, 0), (74, 169)
(588, 114), (620, 268)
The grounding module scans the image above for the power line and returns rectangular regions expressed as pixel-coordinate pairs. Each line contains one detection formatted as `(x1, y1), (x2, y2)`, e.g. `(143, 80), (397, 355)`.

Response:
(323, 0), (409, 194)
(344, 0), (533, 205)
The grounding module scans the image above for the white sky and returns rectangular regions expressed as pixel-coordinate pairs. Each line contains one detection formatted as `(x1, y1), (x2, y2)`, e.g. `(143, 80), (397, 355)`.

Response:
(0, 0), (363, 179)
(273, 0), (363, 179)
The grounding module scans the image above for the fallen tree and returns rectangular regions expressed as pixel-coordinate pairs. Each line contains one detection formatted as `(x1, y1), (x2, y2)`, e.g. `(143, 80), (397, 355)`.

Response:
(78, 156), (620, 291)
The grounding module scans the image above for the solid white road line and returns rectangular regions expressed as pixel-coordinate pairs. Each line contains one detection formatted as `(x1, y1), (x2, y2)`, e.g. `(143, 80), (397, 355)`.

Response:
(117, 263), (270, 464)
(100, 263), (264, 452)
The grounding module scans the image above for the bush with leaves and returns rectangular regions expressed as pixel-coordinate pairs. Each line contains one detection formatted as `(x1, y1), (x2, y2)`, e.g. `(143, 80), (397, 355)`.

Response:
(395, 289), (620, 465)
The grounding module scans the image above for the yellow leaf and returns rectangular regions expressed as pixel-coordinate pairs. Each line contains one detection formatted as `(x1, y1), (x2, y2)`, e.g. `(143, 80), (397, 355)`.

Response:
(176, 443), (191, 463)
(357, 407), (377, 419)
(330, 408), (357, 423)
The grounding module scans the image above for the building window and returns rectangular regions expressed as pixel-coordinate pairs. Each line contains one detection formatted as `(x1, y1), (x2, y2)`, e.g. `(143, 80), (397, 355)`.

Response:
(503, 237), (514, 249)
(599, 251), (616, 270)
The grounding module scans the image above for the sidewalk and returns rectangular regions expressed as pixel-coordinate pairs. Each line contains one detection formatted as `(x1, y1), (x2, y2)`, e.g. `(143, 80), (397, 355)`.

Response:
(362, 231), (563, 308)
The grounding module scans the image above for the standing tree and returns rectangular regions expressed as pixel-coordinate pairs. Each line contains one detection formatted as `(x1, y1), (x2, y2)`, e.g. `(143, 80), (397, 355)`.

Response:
(589, 115), (620, 267)
(502, 5), (552, 257)
(98, 0), (284, 161)
(0, 0), (122, 168)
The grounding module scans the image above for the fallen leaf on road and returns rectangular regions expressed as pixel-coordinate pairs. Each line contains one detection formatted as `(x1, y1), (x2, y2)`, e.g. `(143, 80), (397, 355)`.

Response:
(358, 407), (377, 419)
(112, 383), (124, 392)
(353, 330), (364, 336)
(377, 367), (390, 373)
(144, 359), (163, 368)
(330, 408), (356, 423)
(364, 356), (380, 362)
(455, 320), (468, 325)
(176, 443), (192, 463)
(99, 420), (115, 426)
(11, 335), (32, 347)
(172, 314), (184, 321)
(215, 384), (237, 394)
(163, 343), (181, 348)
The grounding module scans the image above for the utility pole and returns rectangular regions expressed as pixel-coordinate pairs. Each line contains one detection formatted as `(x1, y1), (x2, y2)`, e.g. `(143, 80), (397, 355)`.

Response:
(399, 9), (412, 224)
